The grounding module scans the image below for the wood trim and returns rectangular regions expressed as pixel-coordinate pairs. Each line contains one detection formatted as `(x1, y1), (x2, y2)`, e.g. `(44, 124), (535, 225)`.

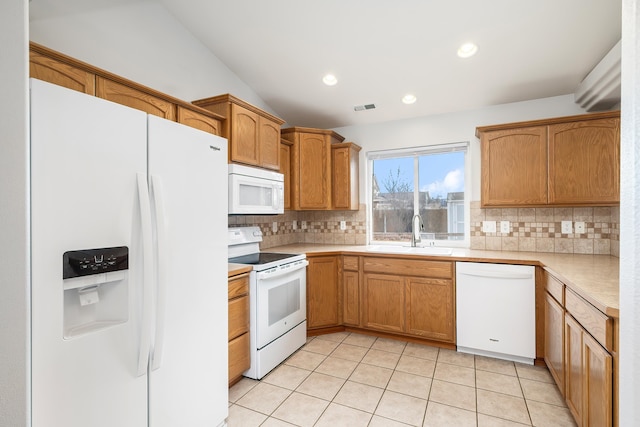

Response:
(192, 93), (285, 124)
(475, 110), (621, 138)
(282, 126), (345, 142)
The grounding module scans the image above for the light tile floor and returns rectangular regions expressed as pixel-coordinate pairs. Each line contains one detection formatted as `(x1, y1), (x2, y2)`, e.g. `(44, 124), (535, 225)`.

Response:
(228, 332), (576, 427)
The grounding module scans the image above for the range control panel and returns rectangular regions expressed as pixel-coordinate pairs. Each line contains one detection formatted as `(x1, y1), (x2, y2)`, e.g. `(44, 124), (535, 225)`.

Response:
(63, 246), (128, 279)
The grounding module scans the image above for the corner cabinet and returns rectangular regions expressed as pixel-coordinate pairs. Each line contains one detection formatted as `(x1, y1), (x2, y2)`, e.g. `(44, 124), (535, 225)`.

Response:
(477, 111), (620, 207)
(542, 270), (616, 427)
(282, 127), (344, 210)
(332, 142), (362, 210)
(192, 94), (285, 171)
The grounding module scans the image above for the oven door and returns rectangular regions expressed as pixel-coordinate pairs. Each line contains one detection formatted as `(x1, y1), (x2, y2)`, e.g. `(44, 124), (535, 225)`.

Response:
(255, 260), (308, 349)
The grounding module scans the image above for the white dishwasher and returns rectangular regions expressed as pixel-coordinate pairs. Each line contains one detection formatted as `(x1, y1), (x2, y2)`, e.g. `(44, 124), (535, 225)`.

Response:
(456, 262), (535, 364)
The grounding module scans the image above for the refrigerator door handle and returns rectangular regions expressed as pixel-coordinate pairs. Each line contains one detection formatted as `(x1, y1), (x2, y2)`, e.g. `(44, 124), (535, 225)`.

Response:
(136, 173), (154, 377)
(150, 174), (168, 371)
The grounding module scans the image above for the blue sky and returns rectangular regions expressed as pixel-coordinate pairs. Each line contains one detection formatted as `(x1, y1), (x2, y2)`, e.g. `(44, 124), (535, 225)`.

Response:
(373, 152), (465, 198)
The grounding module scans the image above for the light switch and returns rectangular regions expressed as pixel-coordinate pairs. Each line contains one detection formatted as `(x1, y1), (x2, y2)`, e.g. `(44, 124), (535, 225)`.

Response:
(500, 221), (510, 234)
(292, 220), (297, 230)
(482, 221), (496, 233)
(340, 220), (346, 230)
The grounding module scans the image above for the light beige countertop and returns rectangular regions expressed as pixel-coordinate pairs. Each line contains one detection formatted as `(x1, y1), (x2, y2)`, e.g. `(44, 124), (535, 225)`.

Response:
(263, 243), (620, 318)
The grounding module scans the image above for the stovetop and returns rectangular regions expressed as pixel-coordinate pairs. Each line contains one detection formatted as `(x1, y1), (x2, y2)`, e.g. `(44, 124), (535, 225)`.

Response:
(228, 252), (299, 266)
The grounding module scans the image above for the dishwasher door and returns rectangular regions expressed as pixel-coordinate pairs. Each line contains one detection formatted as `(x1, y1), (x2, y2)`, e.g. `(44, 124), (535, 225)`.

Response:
(456, 262), (535, 364)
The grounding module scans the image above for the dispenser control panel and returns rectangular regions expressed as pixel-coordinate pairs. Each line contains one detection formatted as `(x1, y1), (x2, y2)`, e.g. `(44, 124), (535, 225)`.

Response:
(63, 246), (128, 279)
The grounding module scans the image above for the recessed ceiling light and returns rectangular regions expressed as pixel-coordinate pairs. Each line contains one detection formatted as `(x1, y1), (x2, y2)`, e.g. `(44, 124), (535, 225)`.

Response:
(322, 74), (338, 86)
(457, 42), (478, 58)
(402, 94), (417, 105)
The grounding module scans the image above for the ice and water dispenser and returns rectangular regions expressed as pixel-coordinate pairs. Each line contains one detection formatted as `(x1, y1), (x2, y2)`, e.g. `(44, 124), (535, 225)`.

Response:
(62, 246), (129, 338)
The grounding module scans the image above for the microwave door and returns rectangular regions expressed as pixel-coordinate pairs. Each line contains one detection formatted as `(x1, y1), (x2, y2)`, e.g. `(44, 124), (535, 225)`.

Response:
(230, 175), (283, 214)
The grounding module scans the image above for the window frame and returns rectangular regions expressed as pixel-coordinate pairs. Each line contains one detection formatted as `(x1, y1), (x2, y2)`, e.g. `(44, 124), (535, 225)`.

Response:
(366, 141), (470, 248)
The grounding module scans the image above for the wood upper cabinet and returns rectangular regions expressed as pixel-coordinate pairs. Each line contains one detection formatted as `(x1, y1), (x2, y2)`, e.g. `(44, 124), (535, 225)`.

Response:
(548, 118), (620, 205)
(96, 77), (176, 120)
(192, 94), (285, 170)
(280, 139), (293, 210)
(480, 126), (548, 206)
(477, 111), (620, 207)
(306, 255), (341, 329)
(176, 106), (222, 136)
(281, 127), (346, 210)
(332, 142), (362, 210)
(29, 49), (95, 95)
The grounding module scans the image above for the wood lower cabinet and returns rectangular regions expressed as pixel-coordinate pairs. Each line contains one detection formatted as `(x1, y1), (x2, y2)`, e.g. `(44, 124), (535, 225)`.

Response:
(543, 271), (616, 427)
(342, 256), (360, 327)
(405, 277), (455, 342)
(477, 111), (620, 207)
(306, 255), (341, 329)
(228, 272), (250, 386)
(192, 94), (285, 170)
(362, 273), (405, 333)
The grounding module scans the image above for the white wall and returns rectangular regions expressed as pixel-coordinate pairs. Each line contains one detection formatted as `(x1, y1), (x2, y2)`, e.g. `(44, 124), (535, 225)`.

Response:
(0, 1), (30, 426)
(333, 95), (586, 203)
(619, 0), (640, 423)
(29, 1), (279, 116)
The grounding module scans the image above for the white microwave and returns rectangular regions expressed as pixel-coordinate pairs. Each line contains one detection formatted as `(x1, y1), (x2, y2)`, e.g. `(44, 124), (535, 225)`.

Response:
(228, 164), (284, 215)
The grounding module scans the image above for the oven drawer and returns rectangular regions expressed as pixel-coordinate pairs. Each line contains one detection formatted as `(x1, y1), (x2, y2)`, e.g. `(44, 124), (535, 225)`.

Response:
(229, 295), (249, 341)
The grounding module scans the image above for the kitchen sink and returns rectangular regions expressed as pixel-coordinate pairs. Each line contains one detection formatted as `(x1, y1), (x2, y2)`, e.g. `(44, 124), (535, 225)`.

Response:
(365, 245), (453, 256)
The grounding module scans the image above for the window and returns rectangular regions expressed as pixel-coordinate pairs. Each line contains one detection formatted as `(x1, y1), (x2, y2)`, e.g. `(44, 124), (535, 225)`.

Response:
(368, 142), (469, 246)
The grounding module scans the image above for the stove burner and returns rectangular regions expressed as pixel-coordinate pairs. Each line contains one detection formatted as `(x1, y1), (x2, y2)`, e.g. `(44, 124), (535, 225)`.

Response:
(228, 252), (299, 265)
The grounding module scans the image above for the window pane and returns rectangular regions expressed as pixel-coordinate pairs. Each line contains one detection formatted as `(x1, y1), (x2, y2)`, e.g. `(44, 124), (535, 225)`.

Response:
(418, 152), (465, 241)
(372, 158), (414, 241)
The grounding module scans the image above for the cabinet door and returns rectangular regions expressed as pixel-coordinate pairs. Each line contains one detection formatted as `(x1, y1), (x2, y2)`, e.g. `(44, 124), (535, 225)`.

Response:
(95, 77), (176, 120)
(332, 145), (359, 210)
(565, 314), (584, 424)
(544, 292), (565, 394)
(343, 270), (360, 326)
(30, 50), (95, 95)
(296, 133), (331, 209)
(230, 104), (260, 166)
(177, 106), (222, 135)
(480, 126), (548, 206)
(259, 118), (281, 170)
(280, 141), (292, 210)
(583, 332), (613, 427)
(548, 118), (620, 205)
(362, 273), (405, 333)
(405, 277), (455, 342)
(307, 256), (340, 329)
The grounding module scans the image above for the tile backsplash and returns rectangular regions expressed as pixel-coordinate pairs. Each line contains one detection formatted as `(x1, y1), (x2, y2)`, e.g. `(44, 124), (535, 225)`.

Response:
(229, 202), (619, 257)
(228, 204), (367, 249)
(470, 202), (620, 257)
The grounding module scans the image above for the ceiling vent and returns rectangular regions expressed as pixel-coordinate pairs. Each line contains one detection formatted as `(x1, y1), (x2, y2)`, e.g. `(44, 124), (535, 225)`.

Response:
(354, 103), (376, 112)
(575, 40), (621, 111)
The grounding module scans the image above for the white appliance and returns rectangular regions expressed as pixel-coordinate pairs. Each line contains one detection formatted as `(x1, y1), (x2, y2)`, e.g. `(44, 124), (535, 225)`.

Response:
(456, 261), (535, 364)
(228, 227), (307, 379)
(30, 78), (229, 427)
(228, 164), (284, 214)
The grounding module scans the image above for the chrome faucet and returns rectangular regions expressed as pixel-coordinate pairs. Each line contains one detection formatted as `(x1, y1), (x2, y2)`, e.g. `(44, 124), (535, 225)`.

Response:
(411, 214), (424, 247)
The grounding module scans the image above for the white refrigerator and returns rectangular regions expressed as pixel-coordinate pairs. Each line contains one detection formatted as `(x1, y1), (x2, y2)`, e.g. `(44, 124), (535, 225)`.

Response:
(29, 78), (229, 427)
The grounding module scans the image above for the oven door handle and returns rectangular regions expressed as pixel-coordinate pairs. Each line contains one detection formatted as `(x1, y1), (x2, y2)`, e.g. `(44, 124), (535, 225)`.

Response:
(256, 260), (309, 281)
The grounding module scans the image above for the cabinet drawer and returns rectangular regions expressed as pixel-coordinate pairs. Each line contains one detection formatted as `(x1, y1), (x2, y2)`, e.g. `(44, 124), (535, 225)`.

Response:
(343, 255), (359, 271)
(228, 333), (250, 382)
(363, 257), (453, 279)
(565, 288), (613, 352)
(228, 273), (249, 299)
(545, 271), (564, 305)
(228, 295), (249, 341)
